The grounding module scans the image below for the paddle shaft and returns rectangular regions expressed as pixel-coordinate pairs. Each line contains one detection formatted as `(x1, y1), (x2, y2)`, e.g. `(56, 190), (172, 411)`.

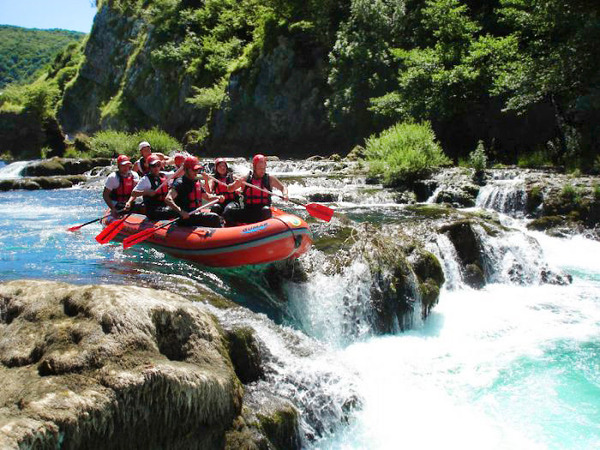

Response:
(68, 211), (121, 232)
(122, 199), (220, 248)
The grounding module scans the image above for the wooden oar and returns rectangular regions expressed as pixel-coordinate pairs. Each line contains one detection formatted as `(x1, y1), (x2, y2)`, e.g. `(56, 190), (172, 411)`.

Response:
(122, 199), (220, 249)
(95, 213), (132, 244)
(67, 211), (115, 232)
(237, 178), (334, 222)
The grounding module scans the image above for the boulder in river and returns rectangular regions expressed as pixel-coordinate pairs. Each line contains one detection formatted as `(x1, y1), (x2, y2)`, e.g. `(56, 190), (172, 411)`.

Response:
(0, 280), (247, 449)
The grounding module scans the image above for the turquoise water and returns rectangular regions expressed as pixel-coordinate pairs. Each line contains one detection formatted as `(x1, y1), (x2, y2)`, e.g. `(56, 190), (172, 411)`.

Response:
(1, 185), (599, 449)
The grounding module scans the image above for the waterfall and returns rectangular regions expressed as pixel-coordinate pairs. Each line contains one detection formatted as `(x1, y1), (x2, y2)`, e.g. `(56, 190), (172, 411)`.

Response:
(427, 234), (466, 290)
(0, 161), (29, 179)
(208, 305), (362, 443)
(476, 179), (527, 217)
(284, 256), (376, 347)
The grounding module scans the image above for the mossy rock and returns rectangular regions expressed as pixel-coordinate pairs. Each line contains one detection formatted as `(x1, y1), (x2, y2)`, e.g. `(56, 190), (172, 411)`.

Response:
(0, 179), (41, 191)
(412, 251), (445, 287)
(308, 192), (336, 203)
(526, 215), (566, 231)
(464, 263), (485, 289)
(438, 220), (483, 268)
(226, 326), (265, 384)
(526, 185), (544, 214)
(32, 176), (74, 189)
(312, 226), (355, 255)
(345, 145), (365, 161)
(22, 158), (66, 176)
(419, 279), (441, 316)
(256, 405), (300, 450)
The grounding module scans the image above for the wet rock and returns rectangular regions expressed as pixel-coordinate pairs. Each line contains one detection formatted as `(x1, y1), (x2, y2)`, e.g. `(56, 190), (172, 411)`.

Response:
(0, 179), (41, 191)
(412, 179), (438, 202)
(226, 326), (265, 384)
(0, 175), (87, 191)
(23, 157), (111, 176)
(439, 220), (486, 289)
(225, 391), (301, 450)
(22, 158), (66, 176)
(0, 280), (243, 449)
(527, 215), (565, 231)
(434, 184), (479, 207)
(464, 264), (486, 289)
(308, 192), (336, 203)
(411, 250), (446, 316)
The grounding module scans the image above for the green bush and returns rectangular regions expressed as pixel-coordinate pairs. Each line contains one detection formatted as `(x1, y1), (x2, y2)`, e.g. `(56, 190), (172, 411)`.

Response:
(89, 129), (180, 158)
(468, 140), (487, 172)
(517, 149), (553, 168)
(593, 183), (600, 200)
(560, 184), (578, 202)
(364, 121), (451, 186)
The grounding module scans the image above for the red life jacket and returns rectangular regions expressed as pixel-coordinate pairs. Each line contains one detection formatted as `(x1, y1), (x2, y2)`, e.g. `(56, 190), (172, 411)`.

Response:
(243, 172), (271, 206)
(214, 173), (239, 203)
(110, 172), (135, 203)
(188, 180), (205, 210)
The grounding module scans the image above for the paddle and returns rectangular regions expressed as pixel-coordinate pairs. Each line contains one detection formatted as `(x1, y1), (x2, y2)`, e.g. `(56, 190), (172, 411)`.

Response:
(237, 178), (334, 222)
(67, 211), (116, 232)
(95, 213), (132, 244)
(122, 199), (220, 249)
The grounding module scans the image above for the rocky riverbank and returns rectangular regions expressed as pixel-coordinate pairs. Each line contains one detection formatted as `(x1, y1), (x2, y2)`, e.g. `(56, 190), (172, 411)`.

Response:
(0, 280), (300, 449)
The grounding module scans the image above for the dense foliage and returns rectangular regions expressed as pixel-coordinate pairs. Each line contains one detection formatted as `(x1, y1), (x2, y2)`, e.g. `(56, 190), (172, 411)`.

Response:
(0, 25), (85, 88)
(4, 0), (600, 173)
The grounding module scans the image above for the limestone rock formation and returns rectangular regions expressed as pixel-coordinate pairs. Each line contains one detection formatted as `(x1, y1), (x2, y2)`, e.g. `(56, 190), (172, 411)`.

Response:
(0, 280), (243, 449)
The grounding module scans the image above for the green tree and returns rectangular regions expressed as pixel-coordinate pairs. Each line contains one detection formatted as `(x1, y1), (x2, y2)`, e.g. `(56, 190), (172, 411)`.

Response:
(493, 0), (600, 169)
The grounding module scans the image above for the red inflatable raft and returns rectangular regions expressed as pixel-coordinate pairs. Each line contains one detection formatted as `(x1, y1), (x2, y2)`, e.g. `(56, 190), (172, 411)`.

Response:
(102, 207), (312, 267)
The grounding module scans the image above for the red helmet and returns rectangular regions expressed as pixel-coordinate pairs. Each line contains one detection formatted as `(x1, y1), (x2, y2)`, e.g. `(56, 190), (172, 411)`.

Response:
(147, 154), (161, 167)
(173, 153), (185, 166)
(252, 154), (266, 167)
(183, 156), (202, 171)
(116, 155), (132, 166)
(214, 157), (227, 167)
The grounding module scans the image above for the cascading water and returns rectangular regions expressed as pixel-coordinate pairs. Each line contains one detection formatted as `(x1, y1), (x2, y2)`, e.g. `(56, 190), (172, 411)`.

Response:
(1, 160), (598, 449)
(0, 160), (29, 179)
(475, 173), (528, 217)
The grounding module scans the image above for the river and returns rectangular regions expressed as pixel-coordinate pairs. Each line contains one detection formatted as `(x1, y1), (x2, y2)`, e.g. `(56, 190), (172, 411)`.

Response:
(0, 159), (598, 449)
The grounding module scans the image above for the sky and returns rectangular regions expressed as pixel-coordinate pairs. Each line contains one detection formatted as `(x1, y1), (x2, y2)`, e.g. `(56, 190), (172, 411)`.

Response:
(0, 0), (97, 33)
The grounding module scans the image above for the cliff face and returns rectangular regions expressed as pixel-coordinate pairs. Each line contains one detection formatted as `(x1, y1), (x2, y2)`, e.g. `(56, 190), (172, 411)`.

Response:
(208, 35), (341, 157)
(59, 3), (340, 156)
(59, 4), (206, 138)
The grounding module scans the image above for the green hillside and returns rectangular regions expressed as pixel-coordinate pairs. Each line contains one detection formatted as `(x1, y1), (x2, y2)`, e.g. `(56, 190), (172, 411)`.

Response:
(0, 25), (85, 88)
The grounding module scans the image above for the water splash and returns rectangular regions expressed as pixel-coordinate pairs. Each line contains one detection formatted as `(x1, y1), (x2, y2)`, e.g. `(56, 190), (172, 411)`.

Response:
(0, 161), (29, 179)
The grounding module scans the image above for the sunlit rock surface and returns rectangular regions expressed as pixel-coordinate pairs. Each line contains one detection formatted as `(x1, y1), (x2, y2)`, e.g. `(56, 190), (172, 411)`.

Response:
(0, 280), (243, 449)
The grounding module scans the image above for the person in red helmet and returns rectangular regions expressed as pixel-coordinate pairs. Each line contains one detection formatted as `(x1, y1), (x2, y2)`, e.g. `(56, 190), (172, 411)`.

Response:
(165, 156), (223, 227)
(103, 154), (140, 216)
(124, 155), (179, 220)
(208, 158), (241, 218)
(225, 154), (287, 224)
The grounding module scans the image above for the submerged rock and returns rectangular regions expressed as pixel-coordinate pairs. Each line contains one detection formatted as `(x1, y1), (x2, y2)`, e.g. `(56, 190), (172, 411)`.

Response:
(0, 280), (243, 449)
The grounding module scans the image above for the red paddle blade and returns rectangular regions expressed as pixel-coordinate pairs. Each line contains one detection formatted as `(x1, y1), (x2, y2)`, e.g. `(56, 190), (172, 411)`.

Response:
(95, 216), (129, 244)
(122, 227), (160, 249)
(67, 224), (84, 232)
(305, 203), (334, 222)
